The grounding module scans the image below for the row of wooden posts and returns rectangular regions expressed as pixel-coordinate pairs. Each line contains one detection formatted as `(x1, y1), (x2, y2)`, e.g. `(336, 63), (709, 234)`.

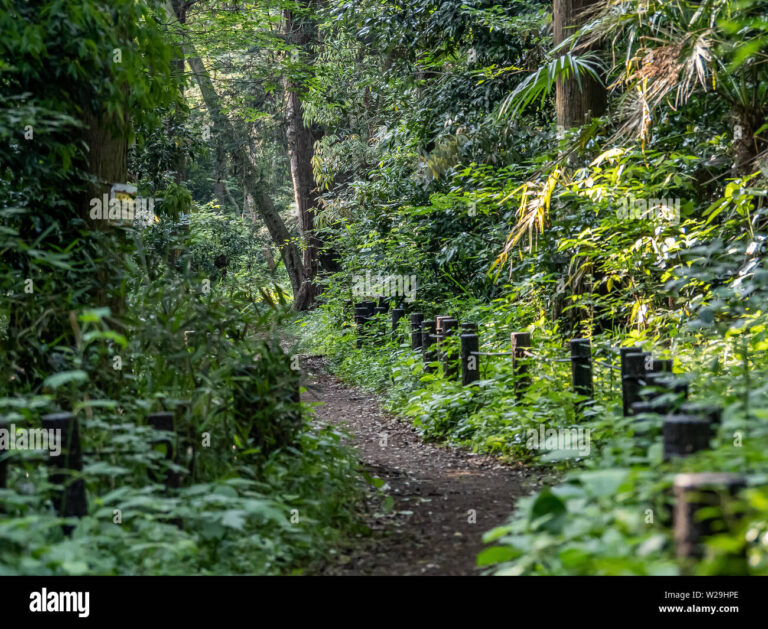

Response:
(1, 351), (302, 534)
(0, 410), (179, 533)
(354, 299), (748, 563)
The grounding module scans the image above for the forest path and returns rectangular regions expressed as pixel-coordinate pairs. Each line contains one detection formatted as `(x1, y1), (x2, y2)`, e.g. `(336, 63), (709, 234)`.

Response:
(302, 356), (541, 576)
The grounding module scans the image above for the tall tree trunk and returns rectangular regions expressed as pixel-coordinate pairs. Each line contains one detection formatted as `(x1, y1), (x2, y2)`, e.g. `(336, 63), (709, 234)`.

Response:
(553, 0), (606, 129)
(732, 103), (766, 175)
(82, 107), (129, 319)
(171, 0), (188, 184)
(185, 51), (307, 305)
(282, 3), (321, 309)
(167, 0), (311, 308)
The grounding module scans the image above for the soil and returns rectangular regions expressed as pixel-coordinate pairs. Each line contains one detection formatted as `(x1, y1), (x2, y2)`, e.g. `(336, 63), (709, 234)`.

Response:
(302, 356), (544, 576)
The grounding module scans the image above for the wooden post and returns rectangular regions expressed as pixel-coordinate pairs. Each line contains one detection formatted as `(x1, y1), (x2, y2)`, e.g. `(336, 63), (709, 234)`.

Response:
(391, 307), (405, 335)
(655, 375), (689, 398)
(461, 330), (480, 386)
(630, 399), (666, 441)
(674, 473), (746, 563)
(570, 338), (593, 400)
(644, 373), (689, 410)
(621, 352), (647, 416)
(374, 305), (386, 339)
(410, 313), (424, 350)
(175, 400), (195, 478)
(680, 402), (722, 437)
(354, 306), (369, 349)
(652, 358), (673, 372)
(422, 321), (437, 373)
(41, 412), (87, 533)
(434, 316), (448, 370)
(148, 411), (180, 488)
(620, 346), (641, 374)
(511, 332), (531, 397)
(435, 316), (449, 344)
(440, 318), (459, 379)
(663, 414), (711, 461)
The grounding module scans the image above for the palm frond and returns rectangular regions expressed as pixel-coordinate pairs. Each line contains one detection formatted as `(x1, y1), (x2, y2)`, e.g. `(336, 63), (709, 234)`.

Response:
(498, 52), (607, 119)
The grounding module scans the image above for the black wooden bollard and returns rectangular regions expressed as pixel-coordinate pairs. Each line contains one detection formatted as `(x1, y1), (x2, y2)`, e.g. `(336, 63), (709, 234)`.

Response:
(620, 346), (641, 374)
(622, 352), (647, 416)
(434, 316), (448, 368)
(511, 332), (531, 397)
(630, 400), (654, 441)
(391, 307), (405, 335)
(652, 358), (673, 373)
(643, 373), (689, 412)
(461, 330), (480, 386)
(440, 318), (459, 379)
(674, 473), (746, 562)
(148, 411), (180, 489)
(410, 313), (424, 350)
(631, 397), (675, 416)
(422, 321), (437, 373)
(570, 338), (593, 400)
(642, 371), (679, 397)
(663, 414), (711, 461)
(680, 402), (722, 437)
(653, 374), (689, 398)
(630, 399), (674, 441)
(354, 306), (369, 349)
(41, 412), (87, 532)
(680, 403), (722, 425)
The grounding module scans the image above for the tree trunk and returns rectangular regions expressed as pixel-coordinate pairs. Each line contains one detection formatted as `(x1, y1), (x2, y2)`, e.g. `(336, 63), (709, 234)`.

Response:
(282, 4), (321, 309)
(732, 106), (765, 175)
(185, 52), (308, 307)
(81, 107), (129, 319)
(553, 0), (606, 129)
(171, 0), (188, 184)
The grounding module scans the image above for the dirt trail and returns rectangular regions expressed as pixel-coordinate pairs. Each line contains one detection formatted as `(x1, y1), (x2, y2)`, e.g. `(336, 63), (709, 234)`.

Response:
(302, 357), (542, 576)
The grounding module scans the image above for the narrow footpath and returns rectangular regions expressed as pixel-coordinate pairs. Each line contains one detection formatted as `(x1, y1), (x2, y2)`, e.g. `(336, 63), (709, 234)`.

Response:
(302, 356), (543, 576)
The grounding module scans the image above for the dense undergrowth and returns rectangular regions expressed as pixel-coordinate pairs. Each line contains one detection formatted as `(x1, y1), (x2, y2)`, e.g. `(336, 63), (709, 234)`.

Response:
(1, 208), (360, 575)
(293, 0), (768, 576)
(4, 0), (768, 578)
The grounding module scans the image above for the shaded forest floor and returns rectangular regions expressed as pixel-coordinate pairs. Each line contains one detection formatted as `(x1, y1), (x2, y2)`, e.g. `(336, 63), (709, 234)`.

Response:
(302, 356), (546, 576)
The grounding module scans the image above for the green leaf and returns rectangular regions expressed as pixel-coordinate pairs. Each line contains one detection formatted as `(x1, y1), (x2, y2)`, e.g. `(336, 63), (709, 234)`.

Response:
(43, 370), (89, 389)
(477, 545), (519, 566)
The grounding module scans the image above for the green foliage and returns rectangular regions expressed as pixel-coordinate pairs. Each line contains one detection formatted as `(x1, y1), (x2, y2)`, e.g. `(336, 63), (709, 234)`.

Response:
(5, 0), (768, 579)
(296, 0), (768, 577)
